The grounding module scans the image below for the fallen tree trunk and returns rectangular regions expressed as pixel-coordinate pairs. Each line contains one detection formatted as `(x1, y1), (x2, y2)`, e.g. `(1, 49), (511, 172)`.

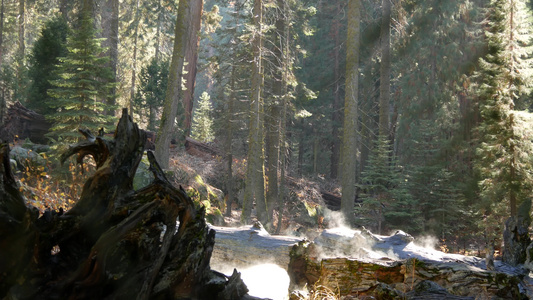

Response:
(288, 229), (533, 299)
(0, 109), (260, 300)
(0, 101), (51, 144)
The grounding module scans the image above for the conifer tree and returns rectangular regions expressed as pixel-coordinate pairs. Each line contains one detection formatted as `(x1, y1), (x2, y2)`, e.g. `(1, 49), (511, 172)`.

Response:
(47, 7), (116, 142)
(133, 58), (169, 132)
(475, 0), (533, 219)
(191, 91), (215, 143)
(242, 0), (267, 225)
(475, 0), (533, 265)
(27, 17), (68, 115)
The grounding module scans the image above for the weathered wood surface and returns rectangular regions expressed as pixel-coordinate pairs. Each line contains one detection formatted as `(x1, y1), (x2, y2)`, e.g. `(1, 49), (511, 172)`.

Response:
(185, 136), (221, 158)
(0, 109), (262, 300)
(288, 228), (533, 299)
(0, 101), (51, 144)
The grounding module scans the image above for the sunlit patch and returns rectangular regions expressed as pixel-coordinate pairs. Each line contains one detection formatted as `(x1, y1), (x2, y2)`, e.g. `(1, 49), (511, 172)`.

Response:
(239, 264), (289, 300)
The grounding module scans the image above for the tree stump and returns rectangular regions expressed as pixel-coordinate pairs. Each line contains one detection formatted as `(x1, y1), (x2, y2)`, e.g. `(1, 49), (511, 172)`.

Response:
(0, 109), (258, 300)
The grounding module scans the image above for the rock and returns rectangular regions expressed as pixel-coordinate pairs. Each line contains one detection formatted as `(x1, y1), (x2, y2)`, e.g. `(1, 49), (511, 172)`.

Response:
(9, 146), (46, 170)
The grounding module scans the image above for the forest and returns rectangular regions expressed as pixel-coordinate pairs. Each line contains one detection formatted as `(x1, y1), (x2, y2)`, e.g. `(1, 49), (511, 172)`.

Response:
(0, 0), (533, 273)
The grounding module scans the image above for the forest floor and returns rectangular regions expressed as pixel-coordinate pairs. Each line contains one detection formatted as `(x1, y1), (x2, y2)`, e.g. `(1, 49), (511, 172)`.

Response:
(166, 144), (335, 237)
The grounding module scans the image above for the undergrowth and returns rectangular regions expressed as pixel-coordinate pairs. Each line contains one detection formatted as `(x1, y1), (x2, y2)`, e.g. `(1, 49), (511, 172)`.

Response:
(15, 149), (94, 214)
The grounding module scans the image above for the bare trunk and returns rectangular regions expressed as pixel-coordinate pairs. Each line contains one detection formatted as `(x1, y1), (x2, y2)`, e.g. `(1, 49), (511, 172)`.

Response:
(155, 0), (192, 168)
(182, 0), (204, 137)
(242, 0), (266, 225)
(15, 0), (24, 102)
(330, 1), (342, 179)
(379, 0), (391, 138)
(129, 0), (140, 115)
(100, 0), (119, 115)
(340, 0), (361, 225)
(155, 0), (162, 61)
(225, 66), (236, 218)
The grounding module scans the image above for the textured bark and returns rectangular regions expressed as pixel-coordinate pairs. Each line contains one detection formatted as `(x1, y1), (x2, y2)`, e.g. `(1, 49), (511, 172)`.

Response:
(0, 102), (51, 144)
(242, 0), (266, 225)
(224, 66), (236, 217)
(99, 0), (119, 113)
(155, 0), (191, 169)
(0, 0), (4, 68)
(330, 1), (342, 180)
(340, 0), (361, 225)
(288, 231), (532, 299)
(0, 109), (257, 300)
(129, 0), (140, 114)
(265, 0), (286, 227)
(182, 0), (204, 137)
(503, 200), (532, 266)
(379, 0), (391, 137)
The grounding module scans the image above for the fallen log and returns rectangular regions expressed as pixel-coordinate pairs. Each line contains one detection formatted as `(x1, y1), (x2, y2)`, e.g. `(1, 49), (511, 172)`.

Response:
(288, 228), (533, 299)
(0, 101), (51, 144)
(0, 109), (262, 300)
(185, 136), (222, 158)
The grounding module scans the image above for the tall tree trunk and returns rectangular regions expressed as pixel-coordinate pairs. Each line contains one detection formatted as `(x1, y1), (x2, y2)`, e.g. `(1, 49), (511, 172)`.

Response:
(242, 0), (266, 225)
(340, 0), (361, 226)
(379, 0), (391, 138)
(276, 0), (291, 234)
(182, 0), (204, 137)
(155, 0), (192, 169)
(224, 65), (236, 218)
(0, 0), (4, 123)
(155, 0), (163, 61)
(330, 0), (342, 179)
(129, 0), (140, 115)
(15, 0), (24, 102)
(265, 0), (287, 227)
(100, 0), (119, 115)
(0, 0), (3, 123)
(0, 0), (3, 68)
(60, 0), (69, 20)
(18, 0), (24, 58)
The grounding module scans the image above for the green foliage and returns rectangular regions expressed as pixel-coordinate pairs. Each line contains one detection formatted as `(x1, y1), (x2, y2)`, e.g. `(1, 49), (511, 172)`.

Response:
(27, 16), (68, 115)
(133, 58), (169, 131)
(191, 91), (215, 143)
(474, 0), (533, 229)
(357, 136), (422, 234)
(46, 10), (116, 142)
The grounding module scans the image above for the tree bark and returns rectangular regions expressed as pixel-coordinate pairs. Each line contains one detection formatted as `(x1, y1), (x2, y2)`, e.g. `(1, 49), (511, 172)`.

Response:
(379, 0), (391, 138)
(100, 0), (119, 115)
(182, 0), (204, 137)
(0, 0), (4, 123)
(330, 0), (342, 180)
(265, 0), (287, 227)
(0, 109), (257, 300)
(224, 65), (236, 218)
(242, 0), (266, 225)
(340, 0), (361, 225)
(129, 0), (140, 115)
(155, 0), (191, 169)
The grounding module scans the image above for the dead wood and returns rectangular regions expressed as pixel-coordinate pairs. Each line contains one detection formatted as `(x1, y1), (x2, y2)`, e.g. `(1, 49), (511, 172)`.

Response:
(185, 137), (221, 158)
(0, 101), (51, 144)
(0, 108), (259, 300)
